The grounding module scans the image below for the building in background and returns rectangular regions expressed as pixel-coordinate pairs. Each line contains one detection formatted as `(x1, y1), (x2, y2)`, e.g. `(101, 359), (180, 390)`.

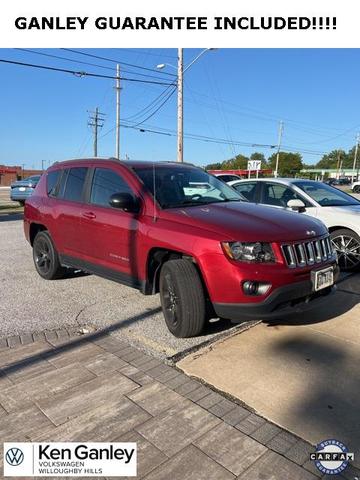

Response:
(0, 165), (42, 186)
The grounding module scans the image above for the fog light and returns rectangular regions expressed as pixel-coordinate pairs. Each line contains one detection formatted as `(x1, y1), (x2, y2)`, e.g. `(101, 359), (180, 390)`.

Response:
(242, 281), (271, 296)
(243, 281), (258, 295)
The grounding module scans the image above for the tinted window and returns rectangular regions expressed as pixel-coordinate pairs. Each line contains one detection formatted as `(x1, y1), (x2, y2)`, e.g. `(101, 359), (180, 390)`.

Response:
(133, 165), (244, 208)
(262, 183), (308, 207)
(233, 182), (258, 202)
(217, 175), (240, 183)
(47, 171), (61, 196)
(27, 175), (41, 183)
(63, 167), (87, 202)
(294, 181), (360, 207)
(90, 168), (133, 207)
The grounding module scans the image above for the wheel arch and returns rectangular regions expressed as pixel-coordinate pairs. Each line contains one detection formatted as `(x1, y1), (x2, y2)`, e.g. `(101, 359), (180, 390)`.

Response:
(144, 247), (208, 297)
(29, 223), (47, 246)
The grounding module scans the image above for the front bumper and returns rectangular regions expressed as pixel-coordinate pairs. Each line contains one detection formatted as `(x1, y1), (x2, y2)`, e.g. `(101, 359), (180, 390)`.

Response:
(213, 264), (340, 321)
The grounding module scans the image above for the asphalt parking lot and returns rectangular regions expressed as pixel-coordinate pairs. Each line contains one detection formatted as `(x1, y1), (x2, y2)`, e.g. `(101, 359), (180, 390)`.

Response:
(0, 215), (253, 360)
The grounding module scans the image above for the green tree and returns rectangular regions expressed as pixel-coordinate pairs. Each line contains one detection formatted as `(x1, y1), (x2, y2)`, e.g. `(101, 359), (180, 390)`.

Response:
(268, 152), (303, 177)
(223, 154), (249, 170)
(205, 162), (222, 170)
(316, 149), (347, 169)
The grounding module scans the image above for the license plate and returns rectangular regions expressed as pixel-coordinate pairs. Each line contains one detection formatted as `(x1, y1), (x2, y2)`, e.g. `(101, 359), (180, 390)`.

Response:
(18, 187), (26, 191)
(312, 267), (334, 292)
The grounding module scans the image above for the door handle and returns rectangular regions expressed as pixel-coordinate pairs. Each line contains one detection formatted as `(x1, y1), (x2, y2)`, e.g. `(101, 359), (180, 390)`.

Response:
(83, 211), (96, 220)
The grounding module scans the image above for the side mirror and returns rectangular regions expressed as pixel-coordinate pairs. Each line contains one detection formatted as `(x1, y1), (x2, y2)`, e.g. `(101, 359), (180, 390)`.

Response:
(287, 199), (306, 213)
(109, 193), (140, 213)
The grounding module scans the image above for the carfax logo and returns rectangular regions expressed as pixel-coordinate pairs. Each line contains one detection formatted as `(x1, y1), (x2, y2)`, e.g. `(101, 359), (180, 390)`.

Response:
(310, 439), (354, 475)
(5, 447), (24, 466)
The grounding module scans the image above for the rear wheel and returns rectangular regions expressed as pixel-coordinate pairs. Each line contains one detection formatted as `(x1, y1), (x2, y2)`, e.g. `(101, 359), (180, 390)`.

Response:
(354, 185), (360, 193)
(18, 201), (25, 206)
(330, 228), (360, 271)
(159, 259), (206, 338)
(33, 231), (66, 280)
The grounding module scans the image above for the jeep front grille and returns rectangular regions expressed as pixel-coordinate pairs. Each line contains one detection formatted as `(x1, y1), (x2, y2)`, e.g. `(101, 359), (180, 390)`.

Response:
(281, 236), (334, 268)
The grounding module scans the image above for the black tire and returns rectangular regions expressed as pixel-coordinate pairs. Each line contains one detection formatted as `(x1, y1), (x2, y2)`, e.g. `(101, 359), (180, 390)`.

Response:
(354, 186), (360, 193)
(330, 228), (360, 272)
(159, 259), (206, 338)
(33, 231), (66, 280)
(18, 201), (25, 206)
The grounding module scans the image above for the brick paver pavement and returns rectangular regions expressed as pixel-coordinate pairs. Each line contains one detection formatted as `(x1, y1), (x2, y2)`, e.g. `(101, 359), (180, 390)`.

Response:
(0, 332), (357, 479)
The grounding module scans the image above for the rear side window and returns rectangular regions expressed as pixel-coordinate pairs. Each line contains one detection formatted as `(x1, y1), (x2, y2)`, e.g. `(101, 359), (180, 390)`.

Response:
(63, 167), (88, 202)
(90, 168), (133, 207)
(47, 170), (61, 197)
(233, 182), (257, 202)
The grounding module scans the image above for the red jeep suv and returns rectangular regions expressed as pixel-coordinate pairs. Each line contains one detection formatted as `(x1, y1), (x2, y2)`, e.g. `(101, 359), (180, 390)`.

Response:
(24, 159), (339, 337)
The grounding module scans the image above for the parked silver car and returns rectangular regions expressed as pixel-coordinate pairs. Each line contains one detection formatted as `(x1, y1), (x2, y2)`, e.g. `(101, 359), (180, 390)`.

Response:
(10, 175), (41, 205)
(229, 177), (360, 271)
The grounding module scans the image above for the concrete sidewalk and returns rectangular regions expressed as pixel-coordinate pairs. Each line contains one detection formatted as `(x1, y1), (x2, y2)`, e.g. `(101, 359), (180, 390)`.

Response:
(0, 332), (327, 479)
(179, 273), (360, 477)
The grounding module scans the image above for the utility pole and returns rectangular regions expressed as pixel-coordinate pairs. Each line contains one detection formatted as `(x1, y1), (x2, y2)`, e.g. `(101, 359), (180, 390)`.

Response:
(22, 163), (25, 179)
(177, 48), (184, 163)
(274, 120), (284, 178)
(336, 151), (341, 179)
(115, 64), (121, 159)
(41, 160), (45, 172)
(352, 133), (359, 182)
(88, 108), (105, 157)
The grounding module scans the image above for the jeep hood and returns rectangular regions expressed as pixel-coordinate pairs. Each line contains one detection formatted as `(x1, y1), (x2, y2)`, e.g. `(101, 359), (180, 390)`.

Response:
(161, 201), (327, 242)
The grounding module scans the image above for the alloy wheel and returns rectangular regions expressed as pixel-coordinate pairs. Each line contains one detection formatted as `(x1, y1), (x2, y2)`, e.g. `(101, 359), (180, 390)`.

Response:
(331, 234), (360, 270)
(34, 238), (52, 275)
(162, 273), (179, 327)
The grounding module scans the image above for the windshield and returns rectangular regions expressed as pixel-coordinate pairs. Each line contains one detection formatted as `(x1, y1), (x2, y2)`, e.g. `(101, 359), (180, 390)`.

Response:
(133, 165), (246, 208)
(26, 175), (41, 182)
(294, 181), (360, 207)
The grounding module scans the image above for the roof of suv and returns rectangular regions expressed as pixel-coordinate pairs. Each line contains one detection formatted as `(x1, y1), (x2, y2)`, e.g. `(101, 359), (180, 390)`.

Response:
(51, 158), (197, 170)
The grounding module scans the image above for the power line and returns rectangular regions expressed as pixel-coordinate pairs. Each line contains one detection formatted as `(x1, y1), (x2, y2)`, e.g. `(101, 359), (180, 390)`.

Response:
(119, 48), (177, 59)
(0, 58), (174, 85)
(15, 48), (173, 82)
(62, 48), (176, 77)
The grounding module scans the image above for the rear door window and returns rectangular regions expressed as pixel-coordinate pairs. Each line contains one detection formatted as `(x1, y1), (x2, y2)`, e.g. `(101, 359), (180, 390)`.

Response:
(62, 167), (88, 202)
(232, 182), (258, 202)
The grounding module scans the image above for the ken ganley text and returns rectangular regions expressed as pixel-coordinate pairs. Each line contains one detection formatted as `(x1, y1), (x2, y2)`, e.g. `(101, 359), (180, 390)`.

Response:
(14, 16), (337, 31)
(3, 443), (136, 477)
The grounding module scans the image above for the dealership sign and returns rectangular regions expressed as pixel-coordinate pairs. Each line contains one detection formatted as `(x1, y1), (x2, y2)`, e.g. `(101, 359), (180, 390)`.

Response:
(3, 443), (137, 477)
(247, 160), (261, 171)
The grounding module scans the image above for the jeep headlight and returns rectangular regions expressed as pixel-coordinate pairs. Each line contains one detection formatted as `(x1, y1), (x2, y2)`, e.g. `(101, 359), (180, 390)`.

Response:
(222, 241), (275, 263)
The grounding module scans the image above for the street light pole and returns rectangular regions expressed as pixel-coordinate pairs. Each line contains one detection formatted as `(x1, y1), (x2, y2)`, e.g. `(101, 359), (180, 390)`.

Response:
(115, 64), (121, 159)
(274, 120), (283, 178)
(352, 133), (359, 182)
(158, 48), (215, 163)
(177, 48), (183, 163)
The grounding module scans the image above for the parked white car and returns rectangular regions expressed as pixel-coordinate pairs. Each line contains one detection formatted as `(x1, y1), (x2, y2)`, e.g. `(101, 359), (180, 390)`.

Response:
(228, 178), (360, 271)
(212, 173), (242, 183)
(352, 181), (360, 193)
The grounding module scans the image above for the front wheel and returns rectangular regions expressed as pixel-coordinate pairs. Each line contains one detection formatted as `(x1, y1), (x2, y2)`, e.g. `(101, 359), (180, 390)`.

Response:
(33, 231), (66, 280)
(330, 228), (360, 271)
(354, 185), (360, 193)
(159, 259), (206, 338)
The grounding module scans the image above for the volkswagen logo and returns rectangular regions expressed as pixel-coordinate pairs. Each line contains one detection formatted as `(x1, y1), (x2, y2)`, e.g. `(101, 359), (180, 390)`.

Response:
(5, 447), (24, 466)
(306, 230), (316, 236)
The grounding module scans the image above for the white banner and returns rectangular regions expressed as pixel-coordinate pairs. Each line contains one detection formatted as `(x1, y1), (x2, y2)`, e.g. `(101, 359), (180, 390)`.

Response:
(3, 443), (137, 477)
(0, 0), (358, 48)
